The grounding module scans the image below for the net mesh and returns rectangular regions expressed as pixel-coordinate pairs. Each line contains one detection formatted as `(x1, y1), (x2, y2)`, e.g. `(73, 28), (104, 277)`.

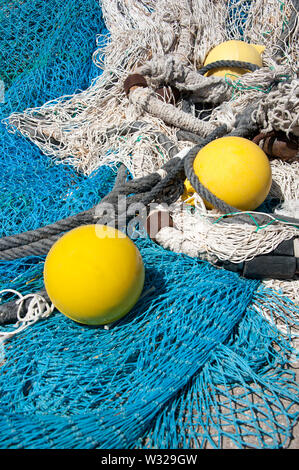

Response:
(0, 243), (298, 449)
(0, 0), (298, 449)
(7, 0), (299, 177)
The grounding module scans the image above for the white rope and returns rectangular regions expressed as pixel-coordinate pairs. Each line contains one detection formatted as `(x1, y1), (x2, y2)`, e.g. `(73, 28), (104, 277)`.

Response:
(3, 0), (299, 302)
(129, 86), (217, 136)
(156, 206), (299, 264)
(275, 200), (299, 220)
(0, 289), (54, 340)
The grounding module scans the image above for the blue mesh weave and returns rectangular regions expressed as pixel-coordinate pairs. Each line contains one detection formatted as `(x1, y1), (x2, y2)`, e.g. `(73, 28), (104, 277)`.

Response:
(0, 0), (298, 449)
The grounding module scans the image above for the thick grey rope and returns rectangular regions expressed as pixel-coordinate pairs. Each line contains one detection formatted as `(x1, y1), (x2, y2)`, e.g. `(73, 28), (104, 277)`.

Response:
(198, 60), (260, 76)
(0, 211), (94, 252)
(182, 105), (260, 209)
(156, 133), (179, 158)
(0, 155), (182, 259)
(177, 129), (204, 144)
(0, 235), (66, 261)
(1, 116), (299, 322)
(1, 105), (297, 261)
(183, 117), (299, 227)
(0, 130), (178, 254)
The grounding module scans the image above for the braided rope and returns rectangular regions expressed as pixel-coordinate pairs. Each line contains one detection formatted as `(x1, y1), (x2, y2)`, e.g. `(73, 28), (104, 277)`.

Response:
(0, 210), (94, 252)
(129, 87), (216, 136)
(183, 119), (299, 227)
(1, 112), (297, 262)
(0, 130), (179, 255)
(198, 60), (260, 76)
(1, 114), (299, 325)
(183, 125), (239, 214)
(0, 153), (184, 260)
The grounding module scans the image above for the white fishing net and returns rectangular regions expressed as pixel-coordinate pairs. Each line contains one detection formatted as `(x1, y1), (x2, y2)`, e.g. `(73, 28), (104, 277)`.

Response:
(7, 0), (298, 174)
(6, 0), (299, 298)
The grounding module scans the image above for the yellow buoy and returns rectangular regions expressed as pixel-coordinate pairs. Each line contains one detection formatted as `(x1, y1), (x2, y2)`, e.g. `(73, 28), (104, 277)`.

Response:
(183, 136), (272, 211)
(203, 40), (265, 79)
(44, 224), (145, 325)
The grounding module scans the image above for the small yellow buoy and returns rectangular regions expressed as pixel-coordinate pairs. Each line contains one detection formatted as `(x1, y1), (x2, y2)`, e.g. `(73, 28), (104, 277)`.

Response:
(183, 136), (272, 211)
(44, 224), (145, 325)
(203, 40), (265, 79)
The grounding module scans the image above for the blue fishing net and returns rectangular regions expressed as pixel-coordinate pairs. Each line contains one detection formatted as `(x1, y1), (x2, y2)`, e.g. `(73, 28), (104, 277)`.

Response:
(0, 0), (298, 449)
(0, 0), (113, 295)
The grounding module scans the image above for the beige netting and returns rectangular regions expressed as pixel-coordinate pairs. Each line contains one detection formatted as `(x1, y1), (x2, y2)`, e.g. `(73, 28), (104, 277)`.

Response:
(7, 0), (298, 174)
(6, 0), (299, 299)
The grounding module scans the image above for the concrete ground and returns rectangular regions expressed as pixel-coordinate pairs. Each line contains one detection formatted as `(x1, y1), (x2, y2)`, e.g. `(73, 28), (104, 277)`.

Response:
(215, 362), (299, 449)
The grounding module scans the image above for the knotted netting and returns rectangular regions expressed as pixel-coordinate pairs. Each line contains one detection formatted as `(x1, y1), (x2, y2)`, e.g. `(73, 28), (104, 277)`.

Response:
(0, 0), (298, 449)
(0, 249), (298, 449)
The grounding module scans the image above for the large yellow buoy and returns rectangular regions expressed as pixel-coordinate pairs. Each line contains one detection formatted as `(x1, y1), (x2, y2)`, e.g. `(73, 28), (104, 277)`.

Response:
(183, 136), (272, 211)
(203, 40), (265, 79)
(44, 224), (145, 325)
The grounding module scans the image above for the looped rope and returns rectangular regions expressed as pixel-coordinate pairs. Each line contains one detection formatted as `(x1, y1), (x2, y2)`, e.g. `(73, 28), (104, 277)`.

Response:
(0, 289), (54, 339)
(183, 126), (299, 227)
(183, 124), (240, 214)
(198, 60), (260, 76)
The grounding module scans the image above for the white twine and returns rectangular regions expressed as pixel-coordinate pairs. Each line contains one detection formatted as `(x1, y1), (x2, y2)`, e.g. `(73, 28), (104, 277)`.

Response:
(270, 160), (299, 202)
(3, 0), (299, 304)
(251, 294), (299, 351)
(6, 0), (298, 177)
(0, 289), (54, 340)
(156, 208), (299, 264)
(155, 151), (299, 267)
(252, 79), (299, 137)
(275, 200), (299, 220)
(261, 279), (299, 307)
